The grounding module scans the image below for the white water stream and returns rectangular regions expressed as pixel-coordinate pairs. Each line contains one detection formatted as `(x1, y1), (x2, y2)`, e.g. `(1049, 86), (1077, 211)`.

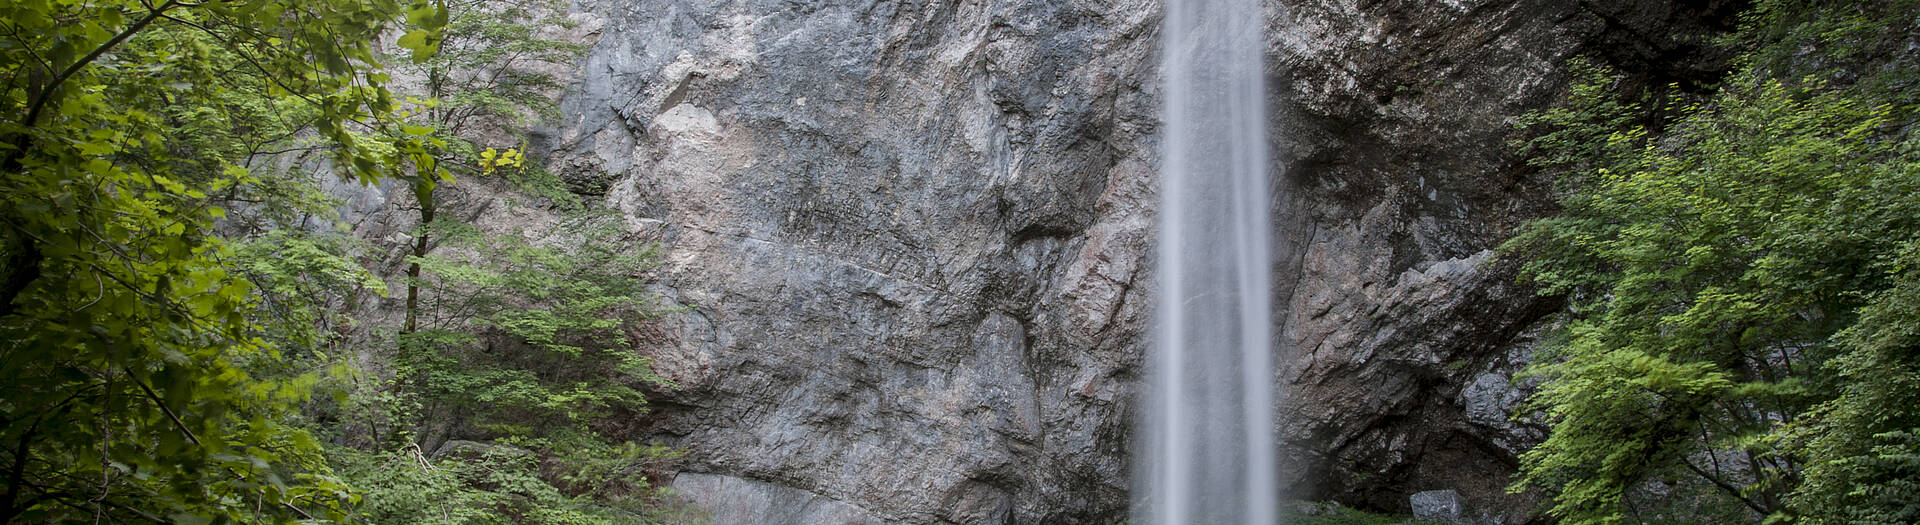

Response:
(1137, 0), (1275, 522)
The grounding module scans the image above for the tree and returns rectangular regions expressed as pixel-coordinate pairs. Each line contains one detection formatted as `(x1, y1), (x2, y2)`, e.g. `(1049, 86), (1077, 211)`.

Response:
(391, 0), (586, 338)
(1502, 1), (1920, 522)
(333, 212), (685, 524)
(0, 0), (445, 521)
(399, 214), (669, 444)
(371, 0), (597, 447)
(1787, 245), (1920, 524)
(277, 2), (687, 521)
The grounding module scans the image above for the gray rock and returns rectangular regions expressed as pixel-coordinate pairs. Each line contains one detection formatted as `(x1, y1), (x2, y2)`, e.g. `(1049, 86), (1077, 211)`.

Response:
(548, 0), (1157, 521)
(290, 0), (1749, 523)
(1409, 490), (1469, 525)
(672, 472), (887, 525)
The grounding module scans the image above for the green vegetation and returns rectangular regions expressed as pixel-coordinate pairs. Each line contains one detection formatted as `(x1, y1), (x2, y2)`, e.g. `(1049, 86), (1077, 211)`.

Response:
(15, 0), (1916, 523)
(1503, 0), (1920, 523)
(0, 0), (689, 522)
(394, 215), (669, 450)
(0, 0), (434, 521)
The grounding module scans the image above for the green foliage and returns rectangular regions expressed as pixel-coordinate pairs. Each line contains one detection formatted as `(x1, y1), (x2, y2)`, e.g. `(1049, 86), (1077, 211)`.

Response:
(542, 438), (684, 509)
(324, 203), (688, 522)
(331, 434), (702, 525)
(409, 0), (588, 135)
(1736, 0), (1920, 106)
(1502, 1), (1920, 523)
(1784, 244), (1920, 524)
(393, 0), (589, 336)
(334, 445), (504, 524)
(393, 0), (586, 200)
(246, 0), (684, 520)
(0, 0), (441, 521)
(234, 231), (389, 359)
(399, 212), (670, 442)
(0, 0), (680, 521)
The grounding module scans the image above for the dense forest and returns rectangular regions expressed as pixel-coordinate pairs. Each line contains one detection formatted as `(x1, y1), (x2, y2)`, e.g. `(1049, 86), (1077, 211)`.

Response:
(1503, 0), (1920, 523)
(0, 0), (694, 522)
(0, 0), (1917, 523)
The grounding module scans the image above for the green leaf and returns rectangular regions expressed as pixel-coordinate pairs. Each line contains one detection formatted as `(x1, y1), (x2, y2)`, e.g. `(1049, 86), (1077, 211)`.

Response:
(396, 30), (440, 64)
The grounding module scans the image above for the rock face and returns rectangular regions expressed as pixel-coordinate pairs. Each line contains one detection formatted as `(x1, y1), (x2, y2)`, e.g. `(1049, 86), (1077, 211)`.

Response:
(549, 0), (1156, 522)
(529, 0), (1727, 523)
(1409, 489), (1471, 525)
(673, 472), (890, 525)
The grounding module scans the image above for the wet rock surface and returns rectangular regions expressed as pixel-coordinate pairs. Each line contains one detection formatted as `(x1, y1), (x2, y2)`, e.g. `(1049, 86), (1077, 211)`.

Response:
(673, 472), (890, 525)
(513, 0), (1742, 523)
(1410, 489), (1470, 525)
(548, 0), (1154, 522)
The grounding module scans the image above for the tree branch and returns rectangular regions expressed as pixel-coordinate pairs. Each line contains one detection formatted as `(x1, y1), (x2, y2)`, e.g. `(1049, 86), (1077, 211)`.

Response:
(123, 367), (202, 447)
(0, 413), (45, 524)
(16, 1), (183, 133)
(1678, 453), (1769, 516)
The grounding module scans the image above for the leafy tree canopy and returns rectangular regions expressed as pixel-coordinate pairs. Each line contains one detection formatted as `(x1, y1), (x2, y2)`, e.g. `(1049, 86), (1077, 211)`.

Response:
(1503, 0), (1920, 523)
(0, 0), (446, 521)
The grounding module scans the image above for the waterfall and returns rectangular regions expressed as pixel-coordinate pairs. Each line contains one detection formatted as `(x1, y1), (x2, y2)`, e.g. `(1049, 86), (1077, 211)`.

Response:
(1137, 0), (1275, 522)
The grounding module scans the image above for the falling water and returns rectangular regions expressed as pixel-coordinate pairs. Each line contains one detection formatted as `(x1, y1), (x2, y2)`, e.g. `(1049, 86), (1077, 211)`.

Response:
(1137, 0), (1274, 522)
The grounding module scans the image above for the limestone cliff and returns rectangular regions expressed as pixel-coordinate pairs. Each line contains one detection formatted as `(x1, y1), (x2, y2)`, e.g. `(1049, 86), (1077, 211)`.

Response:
(507, 0), (1741, 523)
